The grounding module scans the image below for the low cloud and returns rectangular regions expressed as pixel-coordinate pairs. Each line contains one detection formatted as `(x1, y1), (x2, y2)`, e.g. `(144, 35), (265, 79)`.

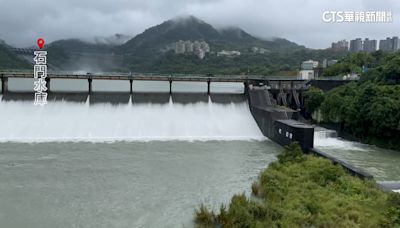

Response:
(0, 0), (398, 48)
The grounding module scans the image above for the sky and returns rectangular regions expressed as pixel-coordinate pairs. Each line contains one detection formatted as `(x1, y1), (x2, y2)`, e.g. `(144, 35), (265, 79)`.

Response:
(0, 0), (399, 49)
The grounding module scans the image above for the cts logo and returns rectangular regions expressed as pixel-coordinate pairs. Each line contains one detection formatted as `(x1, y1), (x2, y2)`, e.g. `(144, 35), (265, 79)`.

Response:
(323, 11), (345, 23)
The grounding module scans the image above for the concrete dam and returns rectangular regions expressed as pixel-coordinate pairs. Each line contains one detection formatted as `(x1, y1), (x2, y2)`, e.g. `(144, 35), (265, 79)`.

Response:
(0, 72), (348, 151)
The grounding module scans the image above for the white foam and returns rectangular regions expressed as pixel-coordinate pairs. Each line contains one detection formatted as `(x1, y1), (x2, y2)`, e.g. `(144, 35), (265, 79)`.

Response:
(314, 128), (366, 151)
(0, 100), (265, 143)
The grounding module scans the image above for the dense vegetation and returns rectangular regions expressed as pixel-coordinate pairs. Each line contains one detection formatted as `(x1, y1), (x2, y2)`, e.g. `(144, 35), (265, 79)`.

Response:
(303, 87), (325, 114)
(195, 143), (400, 227)
(307, 51), (400, 150)
(322, 50), (396, 78)
(124, 47), (348, 75)
(0, 43), (30, 70)
(320, 82), (400, 149)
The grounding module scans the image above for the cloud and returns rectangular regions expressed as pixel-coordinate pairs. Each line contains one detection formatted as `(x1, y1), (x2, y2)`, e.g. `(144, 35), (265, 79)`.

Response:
(0, 0), (398, 48)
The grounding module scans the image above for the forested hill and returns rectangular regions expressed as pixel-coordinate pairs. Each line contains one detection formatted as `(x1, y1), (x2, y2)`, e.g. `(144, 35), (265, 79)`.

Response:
(0, 16), (348, 74)
(0, 41), (30, 70)
(115, 16), (302, 56)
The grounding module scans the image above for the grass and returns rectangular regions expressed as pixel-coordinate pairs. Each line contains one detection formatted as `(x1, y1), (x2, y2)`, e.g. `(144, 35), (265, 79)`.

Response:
(195, 143), (400, 228)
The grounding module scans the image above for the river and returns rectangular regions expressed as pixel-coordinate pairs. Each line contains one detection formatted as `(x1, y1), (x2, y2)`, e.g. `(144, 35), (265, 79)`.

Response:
(0, 140), (281, 228)
(314, 128), (400, 182)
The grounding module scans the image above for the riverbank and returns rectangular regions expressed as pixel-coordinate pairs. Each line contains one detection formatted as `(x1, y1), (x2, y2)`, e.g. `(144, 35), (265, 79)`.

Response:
(195, 143), (400, 227)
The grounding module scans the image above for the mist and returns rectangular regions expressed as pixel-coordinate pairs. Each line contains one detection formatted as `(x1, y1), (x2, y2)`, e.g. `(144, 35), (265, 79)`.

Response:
(0, 0), (399, 48)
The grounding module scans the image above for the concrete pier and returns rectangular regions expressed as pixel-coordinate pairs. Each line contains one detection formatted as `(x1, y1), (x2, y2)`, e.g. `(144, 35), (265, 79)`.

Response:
(207, 79), (211, 95)
(169, 79), (172, 95)
(88, 78), (93, 94)
(1, 75), (8, 94)
(45, 77), (50, 92)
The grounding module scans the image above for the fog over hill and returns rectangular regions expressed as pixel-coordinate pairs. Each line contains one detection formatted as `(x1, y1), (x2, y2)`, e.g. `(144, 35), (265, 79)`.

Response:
(0, 16), (347, 73)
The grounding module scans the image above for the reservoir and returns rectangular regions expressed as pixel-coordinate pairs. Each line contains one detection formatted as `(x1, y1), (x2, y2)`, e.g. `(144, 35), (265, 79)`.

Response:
(0, 81), (399, 227)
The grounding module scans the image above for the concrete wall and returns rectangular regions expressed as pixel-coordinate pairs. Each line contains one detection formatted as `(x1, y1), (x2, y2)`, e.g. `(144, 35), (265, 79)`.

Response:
(310, 80), (352, 91)
(247, 87), (314, 151)
(247, 86), (379, 183)
(309, 148), (373, 180)
(274, 120), (314, 152)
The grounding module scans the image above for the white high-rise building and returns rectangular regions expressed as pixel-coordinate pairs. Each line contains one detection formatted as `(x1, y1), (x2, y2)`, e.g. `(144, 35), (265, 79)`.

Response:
(193, 41), (201, 51)
(363, 38), (377, 53)
(173, 40), (210, 59)
(393, 36), (399, 51)
(184, 41), (194, 52)
(379, 37), (400, 52)
(199, 41), (210, 52)
(174, 40), (186, 54)
(349, 38), (363, 52)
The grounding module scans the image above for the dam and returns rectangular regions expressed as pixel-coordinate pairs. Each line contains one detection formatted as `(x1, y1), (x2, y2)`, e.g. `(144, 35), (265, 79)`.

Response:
(0, 75), (399, 227)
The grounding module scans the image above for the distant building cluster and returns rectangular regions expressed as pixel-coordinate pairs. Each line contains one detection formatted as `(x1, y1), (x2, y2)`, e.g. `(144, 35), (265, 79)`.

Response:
(299, 59), (358, 80)
(331, 36), (400, 53)
(251, 47), (268, 54)
(363, 38), (378, 53)
(299, 59), (338, 79)
(174, 40), (210, 59)
(349, 38), (377, 53)
(331, 40), (349, 51)
(349, 38), (364, 52)
(379, 37), (400, 52)
(322, 59), (338, 68)
(217, 50), (241, 57)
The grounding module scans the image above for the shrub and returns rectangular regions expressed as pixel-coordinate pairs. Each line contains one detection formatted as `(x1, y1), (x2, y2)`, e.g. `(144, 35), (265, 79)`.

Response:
(277, 142), (305, 164)
(194, 204), (215, 227)
(195, 144), (399, 227)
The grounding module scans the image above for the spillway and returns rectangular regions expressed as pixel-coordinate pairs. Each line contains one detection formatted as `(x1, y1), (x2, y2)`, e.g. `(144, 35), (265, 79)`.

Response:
(0, 96), (265, 143)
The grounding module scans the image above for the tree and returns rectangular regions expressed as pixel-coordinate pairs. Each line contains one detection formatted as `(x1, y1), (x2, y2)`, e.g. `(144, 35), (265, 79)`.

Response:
(381, 56), (400, 83)
(367, 96), (400, 136)
(303, 87), (325, 113)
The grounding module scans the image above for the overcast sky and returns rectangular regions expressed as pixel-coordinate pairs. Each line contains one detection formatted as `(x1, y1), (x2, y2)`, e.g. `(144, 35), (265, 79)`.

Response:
(0, 0), (399, 48)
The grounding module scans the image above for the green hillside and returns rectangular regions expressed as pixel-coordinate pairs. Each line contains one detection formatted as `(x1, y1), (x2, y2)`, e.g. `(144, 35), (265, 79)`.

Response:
(1, 16), (349, 74)
(0, 42), (30, 70)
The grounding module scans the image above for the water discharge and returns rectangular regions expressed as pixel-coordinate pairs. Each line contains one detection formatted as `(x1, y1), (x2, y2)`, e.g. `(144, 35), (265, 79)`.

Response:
(314, 127), (400, 181)
(0, 99), (265, 143)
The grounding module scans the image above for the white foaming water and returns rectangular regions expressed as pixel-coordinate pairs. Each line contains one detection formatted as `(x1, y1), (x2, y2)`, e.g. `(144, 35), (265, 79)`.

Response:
(314, 127), (366, 151)
(0, 99), (265, 143)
